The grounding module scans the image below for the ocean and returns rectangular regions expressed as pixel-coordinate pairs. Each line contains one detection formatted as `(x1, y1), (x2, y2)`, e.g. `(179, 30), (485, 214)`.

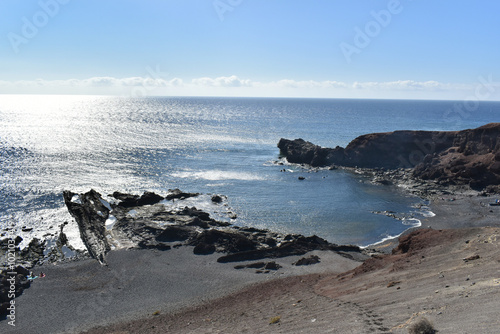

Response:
(1, 95), (498, 251)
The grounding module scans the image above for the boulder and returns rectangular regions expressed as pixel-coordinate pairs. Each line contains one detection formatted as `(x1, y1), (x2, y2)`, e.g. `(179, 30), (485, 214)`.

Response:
(165, 189), (199, 201)
(193, 243), (216, 255)
(293, 255), (321, 266)
(156, 226), (193, 243)
(113, 191), (164, 208)
(211, 194), (224, 203)
(190, 229), (258, 254)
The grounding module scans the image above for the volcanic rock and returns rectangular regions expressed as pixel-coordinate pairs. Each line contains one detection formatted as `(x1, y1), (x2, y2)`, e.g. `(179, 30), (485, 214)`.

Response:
(63, 190), (365, 267)
(165, 189), (199, 201)
(293, 255), (321, 266)
(63, 190), (111, 265)
(113, 191), (164, 208)
(279, 123), (500, 190)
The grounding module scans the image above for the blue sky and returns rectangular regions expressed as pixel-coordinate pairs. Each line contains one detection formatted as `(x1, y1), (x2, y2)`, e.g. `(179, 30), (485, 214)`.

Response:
(1, 0), (499, 99)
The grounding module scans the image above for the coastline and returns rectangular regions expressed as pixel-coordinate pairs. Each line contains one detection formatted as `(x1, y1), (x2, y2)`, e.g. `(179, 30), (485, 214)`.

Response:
(3, 124), (500, 333)
(78, 201), (500, 334)
(366, 191), (500, 253)
(2, 181), (495, 334)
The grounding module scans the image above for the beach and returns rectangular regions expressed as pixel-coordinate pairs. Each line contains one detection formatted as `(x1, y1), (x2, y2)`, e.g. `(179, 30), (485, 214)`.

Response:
(82, 194), (500, 334)
(0, 245), (362, 334)
(2, 192), (499, 334)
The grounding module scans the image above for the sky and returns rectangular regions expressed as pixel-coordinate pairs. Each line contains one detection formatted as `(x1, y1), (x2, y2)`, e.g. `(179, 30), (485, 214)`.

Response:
(0, 0), (499, 100)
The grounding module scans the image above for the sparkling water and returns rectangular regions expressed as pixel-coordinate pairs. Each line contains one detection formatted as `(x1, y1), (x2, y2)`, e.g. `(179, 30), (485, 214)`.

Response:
(1, 95), (498, 248)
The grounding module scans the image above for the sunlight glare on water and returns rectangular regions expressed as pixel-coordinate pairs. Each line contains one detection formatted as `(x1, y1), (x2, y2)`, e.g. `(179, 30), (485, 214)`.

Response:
(2, 95), (498, 249)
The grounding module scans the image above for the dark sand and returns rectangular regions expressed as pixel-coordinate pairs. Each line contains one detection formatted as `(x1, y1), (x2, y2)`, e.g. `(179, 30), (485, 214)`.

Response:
(2, 193), (499, 334)
(0, 248), (360, 334)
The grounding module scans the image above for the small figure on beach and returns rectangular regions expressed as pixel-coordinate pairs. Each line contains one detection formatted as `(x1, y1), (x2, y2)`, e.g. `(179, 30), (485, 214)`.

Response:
(39, 272), (46, 278)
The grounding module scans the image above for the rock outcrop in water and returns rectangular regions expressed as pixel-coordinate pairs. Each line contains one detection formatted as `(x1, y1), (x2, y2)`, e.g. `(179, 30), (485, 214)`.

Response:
(63, 190), (111, 265)
(278, 123), (500, 191)
(63, 190), (364, 265)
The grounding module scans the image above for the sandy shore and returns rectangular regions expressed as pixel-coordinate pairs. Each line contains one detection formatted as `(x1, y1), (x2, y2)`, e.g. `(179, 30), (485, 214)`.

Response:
(2, 193), (499, 334)
(79, 226), (500, 334)
(0, 247), (360, 334)
(80, 193), (500, 334)
(371, 193), (500, 252)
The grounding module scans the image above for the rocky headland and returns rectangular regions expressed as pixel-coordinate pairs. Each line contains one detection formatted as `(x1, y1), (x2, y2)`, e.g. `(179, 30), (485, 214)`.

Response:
(278, 123), (500, 194)
(61, 189), (364, 267)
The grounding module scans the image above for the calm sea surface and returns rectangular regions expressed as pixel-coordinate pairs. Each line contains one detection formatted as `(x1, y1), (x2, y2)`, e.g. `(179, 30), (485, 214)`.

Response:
(1, 95), (498, 249)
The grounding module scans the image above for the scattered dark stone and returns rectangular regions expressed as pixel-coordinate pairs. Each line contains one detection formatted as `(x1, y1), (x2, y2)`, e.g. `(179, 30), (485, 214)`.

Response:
(217, 235), (343, 263)
(293, 255), (320, 266)
(298, 176), (305, 180)
(263, 238), (277, 248)
(114, 191), (164, 208)
(19, 238), (45, 267)
(112, 191), (140, 206)
(190, 229), (258, 254)
(137, 192), (164, 206)
(156, 226), (193, 243)
(246, 262), (266, 269)
(165, 189), (199, 201)
(58, 231), (68, 246)
(211, 195), (223, 203)
(255, 270), (269, 274)
(14, 266), (30, 276)
(186, 217), (210, 229)
(193, 243), (216, 255)
(463, 255), (480, 262)
(264, 261), (281, 270)
(234, 261), (281, 271)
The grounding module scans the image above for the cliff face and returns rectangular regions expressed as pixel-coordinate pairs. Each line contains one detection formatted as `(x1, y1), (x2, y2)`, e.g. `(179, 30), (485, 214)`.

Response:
(278, 123), (500, 190)
(414, 123), (500, 189)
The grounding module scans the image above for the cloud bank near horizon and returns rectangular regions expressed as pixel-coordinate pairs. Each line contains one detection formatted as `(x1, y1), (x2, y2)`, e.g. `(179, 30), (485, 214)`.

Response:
(1, 75), (498, 100)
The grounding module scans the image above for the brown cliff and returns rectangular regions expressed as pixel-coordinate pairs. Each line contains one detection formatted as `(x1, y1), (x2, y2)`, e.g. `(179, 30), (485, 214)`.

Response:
(278, 123), (500, 190)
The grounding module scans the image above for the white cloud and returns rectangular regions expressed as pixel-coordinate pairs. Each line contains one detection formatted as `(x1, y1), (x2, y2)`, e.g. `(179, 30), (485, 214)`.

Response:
(263, 79), (348, 89)
(0, 77), (184, 88)
(352, 80), (471, 91)
(0, 75), (497, 100)
(192, 75), (252, 87)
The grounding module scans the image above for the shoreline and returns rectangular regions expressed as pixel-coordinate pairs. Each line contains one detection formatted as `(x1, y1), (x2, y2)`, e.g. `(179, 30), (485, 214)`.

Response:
(0, 247), (363, 334)
(2, 183), (496, 334)
(79, 227), (500, 334)
(3, 124), (500, 332)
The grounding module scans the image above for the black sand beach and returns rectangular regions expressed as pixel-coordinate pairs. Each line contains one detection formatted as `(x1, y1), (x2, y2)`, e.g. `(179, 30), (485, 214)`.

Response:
(0, 247), (360, 334)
